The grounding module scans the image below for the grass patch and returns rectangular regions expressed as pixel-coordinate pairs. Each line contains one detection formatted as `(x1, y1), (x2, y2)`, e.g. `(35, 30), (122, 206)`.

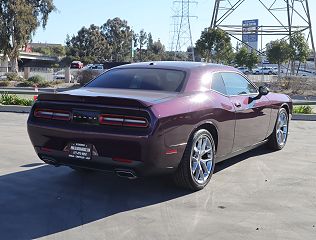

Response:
(0, 93), (34, 106)
(293, 105), (313, 114)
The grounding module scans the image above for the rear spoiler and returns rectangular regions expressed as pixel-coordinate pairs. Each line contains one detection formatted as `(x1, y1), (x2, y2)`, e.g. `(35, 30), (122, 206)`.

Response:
(37, 93), (150, 108)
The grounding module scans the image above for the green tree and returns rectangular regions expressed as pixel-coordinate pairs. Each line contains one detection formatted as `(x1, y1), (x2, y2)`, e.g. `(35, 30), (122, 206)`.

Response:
(65, 25), (110, 64)
(134, 29), (147, 61)
(246, 51), (259, 70)
(0, 0), (56, 72)
(196, 28), (233, 63)
(147, 33), (154, 51)
(32, 45), (66, 57)
(290, 32), (310, 74)
(235, 47), (258, 70)
(101, 17), (133, 62)
(151, 39), (165, 56)
(235, 47), (248, 67)
(266, 40), (291, 75)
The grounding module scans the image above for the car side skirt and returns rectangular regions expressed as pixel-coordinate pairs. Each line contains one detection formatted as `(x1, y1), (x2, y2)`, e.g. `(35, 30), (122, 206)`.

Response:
(215, 139), (269, 163)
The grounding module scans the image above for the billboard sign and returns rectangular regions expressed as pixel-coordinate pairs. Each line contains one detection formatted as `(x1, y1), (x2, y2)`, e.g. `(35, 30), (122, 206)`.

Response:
(242, 19), (259, 51)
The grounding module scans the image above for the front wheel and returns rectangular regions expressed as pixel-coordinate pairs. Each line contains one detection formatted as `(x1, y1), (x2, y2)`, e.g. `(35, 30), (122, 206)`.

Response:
(173, 129), (216, 191)
(268, 108), (289, 150)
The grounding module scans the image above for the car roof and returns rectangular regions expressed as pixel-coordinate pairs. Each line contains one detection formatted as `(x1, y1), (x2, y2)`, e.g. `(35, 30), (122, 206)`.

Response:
(113, 61), (235, 72)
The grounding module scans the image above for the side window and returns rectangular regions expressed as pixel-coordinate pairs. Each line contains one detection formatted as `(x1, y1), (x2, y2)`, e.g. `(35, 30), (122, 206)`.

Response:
(211, 73), (227, 95)
(221, 72), (257, 95)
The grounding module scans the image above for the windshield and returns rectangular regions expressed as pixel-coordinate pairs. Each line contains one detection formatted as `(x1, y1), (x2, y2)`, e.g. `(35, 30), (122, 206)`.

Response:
(85, 68), (186, 92)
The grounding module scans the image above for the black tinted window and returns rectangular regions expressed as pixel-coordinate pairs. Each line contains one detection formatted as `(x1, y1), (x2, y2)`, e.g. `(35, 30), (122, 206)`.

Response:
(86, 68), (186, 92)
(211, 73), (227, 95)
(221, 72), (257, 95)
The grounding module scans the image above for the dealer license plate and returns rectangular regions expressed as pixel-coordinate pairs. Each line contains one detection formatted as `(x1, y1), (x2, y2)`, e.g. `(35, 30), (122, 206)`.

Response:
(68, 143), (92, 160)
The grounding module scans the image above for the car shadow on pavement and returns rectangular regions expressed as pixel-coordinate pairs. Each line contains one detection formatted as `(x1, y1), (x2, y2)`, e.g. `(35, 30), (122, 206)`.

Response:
(214, 145), (271, 173)
(0, 146), (270, 239)
(0, 164), (191, 239)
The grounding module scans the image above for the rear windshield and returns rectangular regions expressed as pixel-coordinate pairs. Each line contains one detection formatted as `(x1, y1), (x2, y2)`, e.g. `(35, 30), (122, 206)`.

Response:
(85, 68), (186, 92)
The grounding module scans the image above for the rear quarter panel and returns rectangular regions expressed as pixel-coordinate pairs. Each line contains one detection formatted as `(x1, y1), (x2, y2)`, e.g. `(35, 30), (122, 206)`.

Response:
(150, 91), (236, 160)
(265, 93), (292, 136)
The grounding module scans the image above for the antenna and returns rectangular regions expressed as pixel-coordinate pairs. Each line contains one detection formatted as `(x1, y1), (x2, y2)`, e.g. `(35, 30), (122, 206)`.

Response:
(170, 0), (198, 61)
(211, 0), (316, 70)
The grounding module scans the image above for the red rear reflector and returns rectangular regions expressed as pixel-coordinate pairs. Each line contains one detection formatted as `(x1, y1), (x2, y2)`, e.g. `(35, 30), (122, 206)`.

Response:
(99, 114), (148, 128)
(112, 157), (133, 164)
(34, 109), (71, 121)
(165, 149), (178, 155)
(41, 147), (53, 152)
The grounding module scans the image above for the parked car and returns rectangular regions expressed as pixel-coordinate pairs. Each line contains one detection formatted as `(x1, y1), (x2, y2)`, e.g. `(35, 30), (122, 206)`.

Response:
(82, 64), (104, 71)
(53, 70), (74, 81)
(70, 61), (84, 69)
(253, 67), (277, 75)
(237, 67), (250, 74)
(0, 75), (7, 80)
(27, 62), (292, 190)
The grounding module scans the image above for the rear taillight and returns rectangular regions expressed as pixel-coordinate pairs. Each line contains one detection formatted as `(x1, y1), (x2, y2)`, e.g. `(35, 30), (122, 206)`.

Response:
(34, 109), (71, 121)
(99, 114), (148, 128)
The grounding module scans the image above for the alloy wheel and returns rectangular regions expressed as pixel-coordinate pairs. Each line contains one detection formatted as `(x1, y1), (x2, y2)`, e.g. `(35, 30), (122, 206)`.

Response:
(190, 135), (214, 185)
(276, 111), (288, 146)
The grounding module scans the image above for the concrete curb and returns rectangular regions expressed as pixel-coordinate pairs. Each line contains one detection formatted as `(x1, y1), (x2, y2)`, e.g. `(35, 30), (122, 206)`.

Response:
(291, 114), (316, 121)
(0, 105), (32, 113)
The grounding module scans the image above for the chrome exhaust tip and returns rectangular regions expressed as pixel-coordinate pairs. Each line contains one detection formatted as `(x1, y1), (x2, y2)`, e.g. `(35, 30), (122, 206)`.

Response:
(115, 169), (137, 180)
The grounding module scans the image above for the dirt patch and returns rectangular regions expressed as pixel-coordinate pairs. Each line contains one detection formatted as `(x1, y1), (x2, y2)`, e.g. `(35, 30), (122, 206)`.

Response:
(254, 76), (316, 97)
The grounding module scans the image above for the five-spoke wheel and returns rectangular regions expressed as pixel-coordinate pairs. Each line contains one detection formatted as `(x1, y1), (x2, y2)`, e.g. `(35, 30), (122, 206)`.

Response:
(173, 129), (216, 190)
(268, 108), (289, 150)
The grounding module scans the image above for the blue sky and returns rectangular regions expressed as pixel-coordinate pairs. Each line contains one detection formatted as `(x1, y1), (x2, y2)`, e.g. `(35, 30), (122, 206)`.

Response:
(33, 0), (316, 51)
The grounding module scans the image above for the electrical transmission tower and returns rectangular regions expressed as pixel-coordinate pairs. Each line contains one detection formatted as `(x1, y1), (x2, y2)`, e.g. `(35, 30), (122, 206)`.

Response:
(170, 0), (198, 61)
(211, 0), (316, 69)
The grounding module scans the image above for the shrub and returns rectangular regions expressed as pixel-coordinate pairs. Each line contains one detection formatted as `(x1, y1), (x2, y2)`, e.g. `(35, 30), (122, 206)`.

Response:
(293, 105), (313, 114)
(5, 73), (24, 82)
(17, 81), (35, 87)
(36, 80), (51, 88)
(77, 70), (99, 86)
(0, 81), (10, 87)
(0, 93), (34, 106)
(17, 75), (51, 88)
(28, 75), (46, 83)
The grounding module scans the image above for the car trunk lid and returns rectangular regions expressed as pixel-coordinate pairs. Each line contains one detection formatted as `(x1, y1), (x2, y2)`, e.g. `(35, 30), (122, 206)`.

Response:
(37, 87), (178, 108)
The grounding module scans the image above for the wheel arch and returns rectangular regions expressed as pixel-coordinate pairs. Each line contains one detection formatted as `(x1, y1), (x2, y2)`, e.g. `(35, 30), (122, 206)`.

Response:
(191, 121), (219, 153)
(280, 103), (290, 115)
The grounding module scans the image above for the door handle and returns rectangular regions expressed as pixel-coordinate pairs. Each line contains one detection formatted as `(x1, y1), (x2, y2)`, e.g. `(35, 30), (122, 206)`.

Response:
(234, 102), (241, 108)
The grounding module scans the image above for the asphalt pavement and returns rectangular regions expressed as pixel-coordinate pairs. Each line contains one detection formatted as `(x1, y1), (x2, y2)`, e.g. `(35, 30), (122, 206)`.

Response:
(0, 113), (315, 240)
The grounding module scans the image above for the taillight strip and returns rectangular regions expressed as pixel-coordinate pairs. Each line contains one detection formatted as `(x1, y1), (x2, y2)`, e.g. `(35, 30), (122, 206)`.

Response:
(35, 110), (53, 119)
(34, 109), (71, 121)
(99, 114), (149, 128)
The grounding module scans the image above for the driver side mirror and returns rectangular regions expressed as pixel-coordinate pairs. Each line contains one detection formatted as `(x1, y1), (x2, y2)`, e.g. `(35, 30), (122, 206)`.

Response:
(258, 86), (269, 96)
(250, 86), (269, 102)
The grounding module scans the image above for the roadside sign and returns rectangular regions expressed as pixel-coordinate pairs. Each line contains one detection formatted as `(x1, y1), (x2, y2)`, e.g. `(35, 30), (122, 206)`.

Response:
(242, 19), (259, 51)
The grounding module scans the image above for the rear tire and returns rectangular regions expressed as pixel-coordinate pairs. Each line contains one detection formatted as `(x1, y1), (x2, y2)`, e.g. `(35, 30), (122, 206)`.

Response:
(268, 108), (289, 150)
(173, 129), (216, 191)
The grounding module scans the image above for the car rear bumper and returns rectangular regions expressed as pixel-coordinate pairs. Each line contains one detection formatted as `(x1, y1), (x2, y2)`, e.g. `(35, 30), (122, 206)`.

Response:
(27, 122), (184, 177)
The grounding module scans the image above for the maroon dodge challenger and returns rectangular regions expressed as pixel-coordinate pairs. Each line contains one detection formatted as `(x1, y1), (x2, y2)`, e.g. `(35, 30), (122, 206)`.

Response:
(27, 62), (292, 190)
